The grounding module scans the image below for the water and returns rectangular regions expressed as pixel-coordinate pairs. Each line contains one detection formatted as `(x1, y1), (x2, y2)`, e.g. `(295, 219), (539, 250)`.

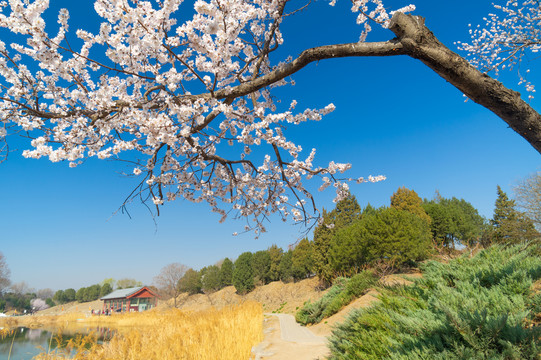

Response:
(0, 327), (113, 360)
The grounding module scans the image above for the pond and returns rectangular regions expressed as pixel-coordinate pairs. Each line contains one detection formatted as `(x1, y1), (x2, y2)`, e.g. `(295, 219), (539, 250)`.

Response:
(0, 327), (113, 360)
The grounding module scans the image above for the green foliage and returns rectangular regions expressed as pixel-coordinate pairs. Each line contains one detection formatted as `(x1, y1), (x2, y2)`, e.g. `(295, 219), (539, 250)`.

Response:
(291, 238), (314, 281)
(45, 298), (55, 308)
(279, 250), (293, 282)
(54, 289), (66, 304)
(252, 250), (271, 285)
(64, 288), (76, 302)
(84, 284), (101, 302)
(233, 252), (255, 294)
(99, 283), (113, 297)
(328, 244), (541, 359)
(267, 245), (283, 282)
(201, 265), (222, 293)
(329, 207), (432, 274)
(116, 278), (142, 289)
(390, 186), (431, 224)
(219, 258), (234, 286)
(296, 271), (377, 325)
(491, 186), (540, 245)
(178, 268), (202, 295)
(313, 192), (362, 284)
(423, 194), (486, 248)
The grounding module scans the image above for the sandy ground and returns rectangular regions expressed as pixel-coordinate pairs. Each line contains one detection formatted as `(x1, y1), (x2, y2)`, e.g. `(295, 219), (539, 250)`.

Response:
(253, 315), (330, 360)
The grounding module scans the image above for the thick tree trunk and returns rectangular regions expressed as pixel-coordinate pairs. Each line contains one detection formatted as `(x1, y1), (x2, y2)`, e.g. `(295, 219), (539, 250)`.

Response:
(389, 13), (541, 154)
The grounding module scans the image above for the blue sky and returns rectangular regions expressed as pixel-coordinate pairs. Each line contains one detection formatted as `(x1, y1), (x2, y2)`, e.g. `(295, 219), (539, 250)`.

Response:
(0, 0), (539, 291)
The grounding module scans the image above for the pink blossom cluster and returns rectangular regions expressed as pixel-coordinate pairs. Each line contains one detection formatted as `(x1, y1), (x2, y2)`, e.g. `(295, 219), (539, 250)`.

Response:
(0, 0), (395, 233)
(457, 0), (540, 99)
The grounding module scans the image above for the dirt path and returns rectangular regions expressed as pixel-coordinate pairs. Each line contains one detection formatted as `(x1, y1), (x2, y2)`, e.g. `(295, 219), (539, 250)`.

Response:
(252, 314), (329, 360)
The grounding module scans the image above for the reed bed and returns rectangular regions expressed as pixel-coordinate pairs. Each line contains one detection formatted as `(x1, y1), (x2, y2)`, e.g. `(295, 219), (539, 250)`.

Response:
(10, 302), (263, 360)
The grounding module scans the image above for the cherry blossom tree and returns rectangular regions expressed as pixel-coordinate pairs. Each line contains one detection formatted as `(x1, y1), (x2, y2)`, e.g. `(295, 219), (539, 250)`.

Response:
(0, 0), (539, 234)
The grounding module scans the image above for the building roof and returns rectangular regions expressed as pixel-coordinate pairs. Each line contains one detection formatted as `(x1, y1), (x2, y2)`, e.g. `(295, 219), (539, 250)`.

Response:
(100, 286), (144, 300)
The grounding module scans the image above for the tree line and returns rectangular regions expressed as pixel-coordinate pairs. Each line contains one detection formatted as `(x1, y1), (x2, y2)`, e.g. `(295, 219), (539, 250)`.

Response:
(164, 179), (539, 298)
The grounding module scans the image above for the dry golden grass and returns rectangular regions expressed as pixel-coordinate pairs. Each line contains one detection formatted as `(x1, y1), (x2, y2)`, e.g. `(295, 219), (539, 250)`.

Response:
(30, 301), (263, 360)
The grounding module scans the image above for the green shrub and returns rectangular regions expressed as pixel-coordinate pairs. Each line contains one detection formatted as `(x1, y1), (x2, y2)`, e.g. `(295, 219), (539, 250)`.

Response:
(296, 271), (377, 325)
(328, 244), (541, 359)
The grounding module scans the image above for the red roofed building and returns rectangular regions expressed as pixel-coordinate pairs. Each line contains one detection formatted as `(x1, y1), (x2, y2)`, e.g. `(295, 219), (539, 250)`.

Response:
(100, 286), (158, 313)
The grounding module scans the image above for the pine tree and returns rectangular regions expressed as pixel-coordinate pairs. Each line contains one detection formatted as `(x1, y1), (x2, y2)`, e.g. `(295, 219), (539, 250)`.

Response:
(219, 258), (234, 286)
(267, 245), (283, 282)
(279, 250), (293, 282)
(252, 250), (271, 285)
(291, 238), (314, 280)
(232, 252), (254, 294)
(313, 191), (361, 284)
(178, 269), (202, 295)
(491, 186), (540, 244)
(201, 265), (222, 293)
(390, 186), (432, 224)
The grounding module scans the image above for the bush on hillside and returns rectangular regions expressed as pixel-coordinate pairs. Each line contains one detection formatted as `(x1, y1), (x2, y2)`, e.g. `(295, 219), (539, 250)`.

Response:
(328, 244), (541, 359)
(296, 271), (377, 325)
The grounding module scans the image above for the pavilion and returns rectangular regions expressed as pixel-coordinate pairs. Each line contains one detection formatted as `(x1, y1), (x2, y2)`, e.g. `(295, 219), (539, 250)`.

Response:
(100, 286), (158, 313)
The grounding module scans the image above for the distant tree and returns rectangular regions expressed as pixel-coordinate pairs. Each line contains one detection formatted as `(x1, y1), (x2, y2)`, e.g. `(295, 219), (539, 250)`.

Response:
(178, 268), (202, 295)
(219, 258), (234, 287)
(45, 298), (55, 308)
(100, 278), (116, 289)
(267, 245), (283, 282)
(75, 287), (86, 302)
(36, 288), (54, 301)
(391, 187), (431, 224)
(153, 263), (188, 308)
(423, 195), (486, 248)
(30, 298), (49, 312)
(279, 250), (294, 283)
(252, 250), (271, 285)
(201, 265), (222, 293)
(10, 281), (32, 296)
(99, 283), (113, 297)
(233, 252), (254, 294)
(491, 186), (540, 244)
(0, 252), (10, 294)
(64, 288), (76, 302)
(53, 290), (67, 304)
(313, 191), (362, 284)
(116, 278), (142, 289)
(84, 284), (101, 302)
(514, 172), (541, 230)
(291, 238), (314, 281)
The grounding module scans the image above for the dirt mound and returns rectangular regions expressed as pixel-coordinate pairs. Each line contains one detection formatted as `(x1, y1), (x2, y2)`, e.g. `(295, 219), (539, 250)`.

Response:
(172, 277), (325, 314)
(36, 300), (103, 316)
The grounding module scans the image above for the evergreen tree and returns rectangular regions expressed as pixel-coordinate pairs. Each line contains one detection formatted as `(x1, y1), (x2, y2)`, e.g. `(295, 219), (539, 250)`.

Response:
(64, 288), (76, 302)
(75, 288), (85, 302)
(232, 252), (254, 294)
(491, 186), (540, 244)
(313, 191), (361, 284)
(99, 283), (113, 297)
(201, 265), (222, 293)
(330, 207), (432, 270)
(178, 268), (202, 295)
(291, 238), (314, 280)
(267, 245), (283, 282)
(53, 290), (66, 304)
(252, 250), (271, 285)
(219, 258), (234, 286)
(423, 196), (486, 248)
(390, 186), (431, 224)
(279, 250), (293, 282)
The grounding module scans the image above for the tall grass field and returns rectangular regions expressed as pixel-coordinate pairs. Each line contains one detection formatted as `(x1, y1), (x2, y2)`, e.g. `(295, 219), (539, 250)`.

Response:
(6, 302), (263, 360)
